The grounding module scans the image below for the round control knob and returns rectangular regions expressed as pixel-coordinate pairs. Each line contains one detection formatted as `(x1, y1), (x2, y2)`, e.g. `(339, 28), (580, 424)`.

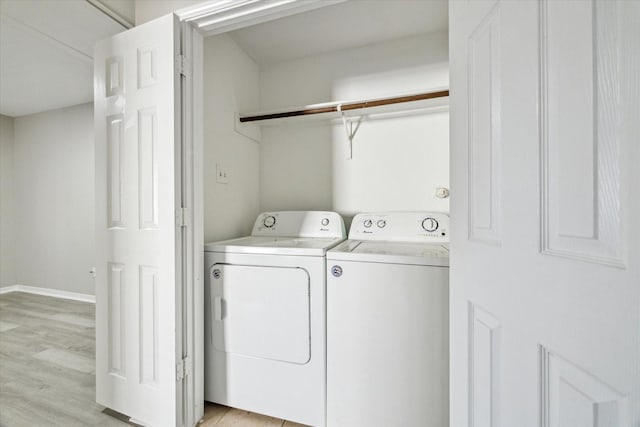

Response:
(321, 218), (330, 226)
(263, 215), (276, 228)
(363, 219), (373, 228)
(377, 220), (386, 228)
(422, 217), (439, 232)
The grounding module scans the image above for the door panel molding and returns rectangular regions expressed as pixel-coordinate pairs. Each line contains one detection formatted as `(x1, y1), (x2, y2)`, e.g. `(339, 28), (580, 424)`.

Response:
(539, 0), (624, 267)
(468, 302), (500, 427)
(137, 46), (158, 89)
(467, 2), (502, 246)
(108, 262), (126, 378)
(139, 265), (159, 386)
(539, 346), (627, 427)
(106, 56), (123, 97)
(107, 114), (124, 228)
(138, 106), (159, 230)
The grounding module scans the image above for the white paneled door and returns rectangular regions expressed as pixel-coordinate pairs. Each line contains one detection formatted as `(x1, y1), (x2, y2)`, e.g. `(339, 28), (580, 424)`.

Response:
(450, 1), (639, 426)
(94, 14), (192, 427)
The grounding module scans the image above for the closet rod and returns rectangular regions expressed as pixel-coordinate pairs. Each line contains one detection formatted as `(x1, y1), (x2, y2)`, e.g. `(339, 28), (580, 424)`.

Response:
(238, 90), (449, 123)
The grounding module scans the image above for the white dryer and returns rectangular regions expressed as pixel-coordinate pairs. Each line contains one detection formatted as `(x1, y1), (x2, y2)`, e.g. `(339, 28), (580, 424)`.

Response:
(326, 212), (449, 427)
(204, 211), (346, 426)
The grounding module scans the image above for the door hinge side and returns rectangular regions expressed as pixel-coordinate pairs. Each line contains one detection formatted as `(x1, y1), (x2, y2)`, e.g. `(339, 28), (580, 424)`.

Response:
(175, 207), (191, 227)
(183, 356), (192, 377)
(176, 359), (184, 381)
(175, 54), (190, 76)
(176, 357), (191, 381)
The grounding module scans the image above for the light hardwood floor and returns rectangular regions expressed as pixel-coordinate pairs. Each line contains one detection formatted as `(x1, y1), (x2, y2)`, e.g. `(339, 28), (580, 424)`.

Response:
(201, 403), (308, 427)
(0, 292), (308, 427)
(0, 291), (128, 426)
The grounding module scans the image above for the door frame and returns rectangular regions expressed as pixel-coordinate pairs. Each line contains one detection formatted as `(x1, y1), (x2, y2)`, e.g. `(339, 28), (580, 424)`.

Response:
(175, 1), (347, 424)
(179, 19), (204, 426)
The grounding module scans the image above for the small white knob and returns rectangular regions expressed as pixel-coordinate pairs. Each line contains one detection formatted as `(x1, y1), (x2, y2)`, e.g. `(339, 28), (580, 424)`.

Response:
(436, 187), (450, 198)
(377, 220), (386, 228)
(363, 219), (373, 228)
(321, 218), (330, 226)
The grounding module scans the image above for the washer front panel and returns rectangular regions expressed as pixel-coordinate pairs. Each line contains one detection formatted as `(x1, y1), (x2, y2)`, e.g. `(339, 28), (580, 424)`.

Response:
(327, 259), (449, 427)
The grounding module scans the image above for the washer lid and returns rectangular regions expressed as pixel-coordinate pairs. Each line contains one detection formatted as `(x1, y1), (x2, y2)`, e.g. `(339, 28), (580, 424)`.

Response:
(204, 236), (345, 256)
(327, 240), (449, 266)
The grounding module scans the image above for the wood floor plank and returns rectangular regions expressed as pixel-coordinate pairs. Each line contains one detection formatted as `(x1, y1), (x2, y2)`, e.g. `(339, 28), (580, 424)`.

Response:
(201, 403), (232, 426)
(0, 321), (19, 332)
(215, 408), (284, 427)
(33, 347), (95, 374)
(50, 312), (96, 328)
(201, 403), (311, 427)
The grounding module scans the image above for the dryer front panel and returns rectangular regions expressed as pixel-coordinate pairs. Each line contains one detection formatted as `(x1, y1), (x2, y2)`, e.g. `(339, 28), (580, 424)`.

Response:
(211, 264), (311, 364)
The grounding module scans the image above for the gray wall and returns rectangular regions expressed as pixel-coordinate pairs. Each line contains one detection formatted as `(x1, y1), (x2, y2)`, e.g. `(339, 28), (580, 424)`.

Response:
(3, 103), (95, 295)
(0, 115), (15, 287)
(203, 34), (261, 243)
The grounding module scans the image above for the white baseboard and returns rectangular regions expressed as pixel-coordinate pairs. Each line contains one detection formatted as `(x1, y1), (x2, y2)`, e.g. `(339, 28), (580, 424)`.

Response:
(0, 285), (95, 303)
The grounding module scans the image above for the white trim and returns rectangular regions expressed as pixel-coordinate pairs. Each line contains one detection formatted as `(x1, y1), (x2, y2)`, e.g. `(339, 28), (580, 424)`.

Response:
(176, 0), (345, 37)
(0, 285), (96, 303)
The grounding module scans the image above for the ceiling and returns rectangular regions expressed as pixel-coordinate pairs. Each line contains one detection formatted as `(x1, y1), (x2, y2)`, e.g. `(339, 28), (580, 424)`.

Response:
(0, 0), (448, 117)
(0, 0), (129, 117)
(227, 0), (448, 65)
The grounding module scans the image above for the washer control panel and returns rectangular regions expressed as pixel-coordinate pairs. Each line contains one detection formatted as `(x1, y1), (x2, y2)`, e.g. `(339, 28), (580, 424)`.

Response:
(349, 212), (449, 242)
(252, 211), (346, 238)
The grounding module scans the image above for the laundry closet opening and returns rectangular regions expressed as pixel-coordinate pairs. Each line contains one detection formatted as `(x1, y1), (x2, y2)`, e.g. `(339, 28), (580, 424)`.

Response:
(201, 0), (450, 244)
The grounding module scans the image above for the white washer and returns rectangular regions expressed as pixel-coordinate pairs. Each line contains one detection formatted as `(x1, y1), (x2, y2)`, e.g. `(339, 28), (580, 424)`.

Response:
(326, 212), (449, 427)
(204, 211), (346, 426)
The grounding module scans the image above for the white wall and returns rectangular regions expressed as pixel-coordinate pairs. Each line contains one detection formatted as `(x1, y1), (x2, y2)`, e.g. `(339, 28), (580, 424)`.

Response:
(259, 32), (450, 219)
(134, 0), (200, 25)
(11, 103), (95, 295)
(203, 34), (261, 242)
(0, 115), (15, 288)
(97, 0), (136, 25)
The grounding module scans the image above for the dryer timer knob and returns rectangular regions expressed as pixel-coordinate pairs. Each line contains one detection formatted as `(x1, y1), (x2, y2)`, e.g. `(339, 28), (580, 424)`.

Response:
(263, 215), (276, 228)
(422, 217), (439, 232)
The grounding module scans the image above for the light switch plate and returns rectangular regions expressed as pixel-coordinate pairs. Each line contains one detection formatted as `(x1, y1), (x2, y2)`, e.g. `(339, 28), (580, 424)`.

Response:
(216, 164), (228, 184)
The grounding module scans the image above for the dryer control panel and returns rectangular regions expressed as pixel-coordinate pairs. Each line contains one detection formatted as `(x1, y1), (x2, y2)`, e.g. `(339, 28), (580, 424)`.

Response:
(349, 212), (449, 243)
(252, 211), (346, 238)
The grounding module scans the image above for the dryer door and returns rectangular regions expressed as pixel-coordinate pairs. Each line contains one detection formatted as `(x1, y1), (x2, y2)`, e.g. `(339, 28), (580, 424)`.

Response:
(211, 264), (311, 364)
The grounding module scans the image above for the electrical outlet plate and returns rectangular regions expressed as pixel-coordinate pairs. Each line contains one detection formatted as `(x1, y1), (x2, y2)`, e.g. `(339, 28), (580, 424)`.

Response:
(216, 164), (228, 184)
